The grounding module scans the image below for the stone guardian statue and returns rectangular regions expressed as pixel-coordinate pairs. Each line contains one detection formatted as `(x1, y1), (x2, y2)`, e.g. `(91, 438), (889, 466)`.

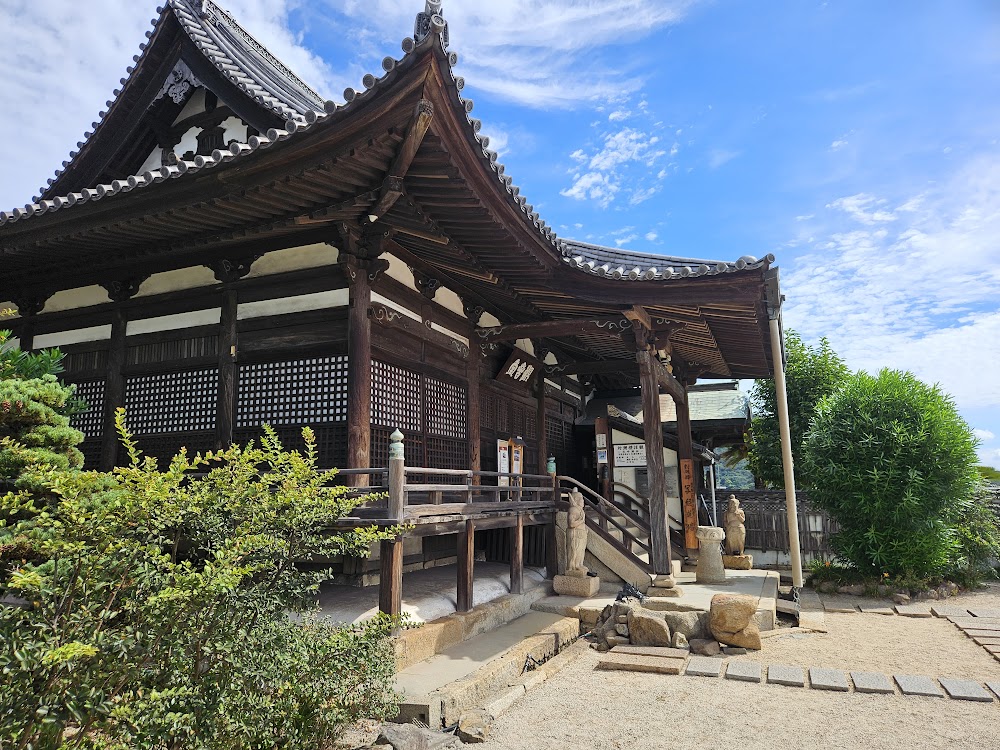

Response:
(723, 495), (747, 557)
(566, 489), (589, 577)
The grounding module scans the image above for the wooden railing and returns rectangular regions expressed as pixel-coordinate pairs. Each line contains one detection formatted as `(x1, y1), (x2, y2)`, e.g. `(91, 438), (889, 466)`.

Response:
(558, 475), (652, 570)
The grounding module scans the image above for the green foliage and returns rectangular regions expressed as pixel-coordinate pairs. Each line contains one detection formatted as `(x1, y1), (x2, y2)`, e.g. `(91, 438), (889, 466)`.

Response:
(747, 330), (849, 488)
(977, 465), (1000, 482)
(802, 369), (982, 578)
(949, 485), (1000, 585)
(0, 330), (84, 483)
(0, 414), (403, 749)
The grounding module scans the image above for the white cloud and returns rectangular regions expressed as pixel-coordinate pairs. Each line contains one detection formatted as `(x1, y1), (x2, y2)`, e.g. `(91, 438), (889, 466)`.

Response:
(708, 149), (740, 169)
(629, 186), (659, 205)
(561, 127), (667, 207)
(782, 153), (1000, 416)
(608, 110), (631, 122)
(614, 234), (638, 247)
(480, 125), (510, 157)
(830, 139), (849, 150)
(974, 428), (996, 441)
(645, 231), (659, 241)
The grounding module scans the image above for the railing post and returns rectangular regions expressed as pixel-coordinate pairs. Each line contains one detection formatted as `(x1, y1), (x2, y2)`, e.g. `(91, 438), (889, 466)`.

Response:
(388, 428), (405, 522)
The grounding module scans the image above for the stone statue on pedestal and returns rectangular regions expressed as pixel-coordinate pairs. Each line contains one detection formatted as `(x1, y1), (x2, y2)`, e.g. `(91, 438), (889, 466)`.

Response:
(566, 489), (589, 577)
(723, 495), (746, 556)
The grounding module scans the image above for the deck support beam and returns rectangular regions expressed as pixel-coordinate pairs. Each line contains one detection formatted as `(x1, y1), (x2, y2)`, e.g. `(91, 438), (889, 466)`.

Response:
(510, 514), (524, 594)
(378, 537), (403, 617)
(457, 519), (475, 612)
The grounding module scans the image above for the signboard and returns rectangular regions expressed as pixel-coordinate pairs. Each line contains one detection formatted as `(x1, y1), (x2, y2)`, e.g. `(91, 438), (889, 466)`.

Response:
(596, 449), (608, 465)
(495, 348), (539, 390)
(613, 443), (647, 467)
(595, 433), (607, 449)
(497, 439), (510, 487)
(510, 440), (524, 476)
(680, 458), (698, 549)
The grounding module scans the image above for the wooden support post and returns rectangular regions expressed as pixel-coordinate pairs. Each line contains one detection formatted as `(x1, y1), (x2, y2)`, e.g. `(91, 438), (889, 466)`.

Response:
(467, 349), (481, 478)
(378, 537), (403, 617)
(346, 260), (373, 487)
(545, 520), (558, 580)
(637, 349), (673, 576)
(535, 365), (547, 476)
(388, 429), (405, 521)
(215, 289), (238, 450)
(99, 308), (127, 471)
(675, 390), (698, 552)
(510, 514), (524, 594)
(457, 519), (475, 612)
(17, 318), (34, 352)
(594, 415), (613, 504)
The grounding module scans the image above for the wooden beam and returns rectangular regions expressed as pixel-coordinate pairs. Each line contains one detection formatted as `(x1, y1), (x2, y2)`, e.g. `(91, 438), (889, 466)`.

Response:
(623, 305), (653, 330)
(378, 537), (403, 617)
(545, 521), (559, 579)
(457, 519), (475, 612)
(510, 514), (524, 594)
(536, 364), (547, 475)
(650, 355), (687, 405)
(477, 317), (629, 342)
(99, 308), (126, 471)
(637, 349), (673, 576)
(546, 359), (637, 376)
(215, 289), (237, 450)
(371, 99), (435, 219)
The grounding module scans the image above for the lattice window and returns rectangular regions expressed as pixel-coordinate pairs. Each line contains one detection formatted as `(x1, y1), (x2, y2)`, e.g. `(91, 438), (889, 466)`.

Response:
(371, 427), (422, 468)
(79, 441), (102, 471)
(525, 411), (537, 440)
(63, 350), (108, 374)
(69, 379), (105, 438)
(512, 403), (527, 438)
(136, 432), (216, 462)
(480, 392), (493, 430)
(128, 335), (218, 366)
(425, 377), (466, 439)
(234, 423), (348, 469)
(237, 356), (347, 428)
(371, 360), (421, 431)
(494, 394), (508, 433)
(125, 368), (218, 434)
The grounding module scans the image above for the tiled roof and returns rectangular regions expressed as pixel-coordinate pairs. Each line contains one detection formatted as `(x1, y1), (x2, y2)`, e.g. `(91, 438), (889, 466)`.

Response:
(562, 239), (773, 281)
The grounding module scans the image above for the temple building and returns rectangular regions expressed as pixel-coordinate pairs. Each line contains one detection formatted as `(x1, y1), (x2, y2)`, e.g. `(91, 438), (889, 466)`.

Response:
(0, 1), (803, 613)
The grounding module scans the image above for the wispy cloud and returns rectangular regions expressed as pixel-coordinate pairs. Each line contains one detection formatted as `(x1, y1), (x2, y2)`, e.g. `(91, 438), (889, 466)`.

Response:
(708, 148), (740, 169)
(974, 428), (996, 441)
(561, 126), (667, 208)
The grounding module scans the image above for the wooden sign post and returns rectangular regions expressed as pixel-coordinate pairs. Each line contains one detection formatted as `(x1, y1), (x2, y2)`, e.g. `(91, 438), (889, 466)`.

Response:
(679, 458), (698, 550)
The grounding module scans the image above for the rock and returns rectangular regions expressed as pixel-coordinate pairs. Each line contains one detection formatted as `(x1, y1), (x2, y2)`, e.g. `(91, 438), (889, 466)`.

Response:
(616, 614), (628, 624)
(892, 592), (911, 605)
(936, 585), (952, 599)
(457, 710), (491, 744)
(709, 594), (756, 634)
(627, 608), (672, 647)
(671, 632), (689, 649)
(615, 623), (629, 637)
(660, 610), (709, 640)
(689, 638), (721, 656)
(715, 619), (762, 650)
(723, 646), (748, 655)
(816, 580), (839, 594)
(722, 554), (753, 570)
(376, 724), (463, 750)
(605, 634), (630, 647)
(915, 589), (939, 601)
(837, 584), (865, 596)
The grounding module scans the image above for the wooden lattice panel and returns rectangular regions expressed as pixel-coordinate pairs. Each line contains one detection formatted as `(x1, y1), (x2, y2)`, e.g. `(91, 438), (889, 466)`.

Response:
(371, 360), (421, 431)
(125, 368), (218, 434)
(425, 376), (466, 439)
(136, 431), (216, 464)
(69, 379), (105, 438)
(234, 424), (348, 469)
(237, 356), (348, 428)
(63, 349), (108, 374)
(128, 335), (218, 366)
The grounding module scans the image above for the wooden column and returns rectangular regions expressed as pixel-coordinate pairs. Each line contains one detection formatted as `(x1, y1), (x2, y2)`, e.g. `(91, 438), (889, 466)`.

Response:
(675, 389), (698, 553)
(535, 366), (548, 475)
(594, 415), (614, 503)
(467, 349), (481, 478)
(215, 289), (238, 450)
(510, 514), (524, 594)
(346, 260), (373, 487)
(17, 318), (35, 352)
(637, 349), (673, 576)
(379, 537), (403, 617)
(457, 519), (475, 612)
(545, 519), (559, 579)
(99, 308), (127, 471)
(10, 293), (48, 352)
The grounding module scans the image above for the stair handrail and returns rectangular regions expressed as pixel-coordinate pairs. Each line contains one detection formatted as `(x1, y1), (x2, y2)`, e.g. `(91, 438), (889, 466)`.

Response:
(612, 481), (685, 531)
(556, 476), (651, 557)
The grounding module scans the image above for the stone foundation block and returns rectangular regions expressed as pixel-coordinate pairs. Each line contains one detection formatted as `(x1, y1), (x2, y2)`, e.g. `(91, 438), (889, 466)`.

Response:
(722, 554), (753, 570)
(553, 574), (600, 597)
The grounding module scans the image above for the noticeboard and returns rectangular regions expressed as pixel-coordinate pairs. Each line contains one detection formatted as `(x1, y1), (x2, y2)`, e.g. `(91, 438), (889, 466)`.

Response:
(613, 443), (647, 467)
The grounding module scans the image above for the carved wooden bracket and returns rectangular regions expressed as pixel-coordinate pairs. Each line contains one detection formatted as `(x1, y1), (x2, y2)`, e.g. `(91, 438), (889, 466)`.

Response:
(9, 290), (50, 316)
(412, 268), (441, 300)
(462, 300), (485, 326)
(206, 254), (262, 284)
(100, 275), (150, 302)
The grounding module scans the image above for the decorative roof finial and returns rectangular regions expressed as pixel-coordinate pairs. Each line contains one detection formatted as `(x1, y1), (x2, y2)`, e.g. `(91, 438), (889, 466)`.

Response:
(414, 0), (449, 49)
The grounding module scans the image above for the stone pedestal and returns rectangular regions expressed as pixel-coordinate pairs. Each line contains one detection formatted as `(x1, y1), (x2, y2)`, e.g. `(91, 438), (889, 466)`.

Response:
(553, 574), (600, 597)
(723, 554), (753, 570)
(646, 573), (683, 598)
(695, 526), (726, 584)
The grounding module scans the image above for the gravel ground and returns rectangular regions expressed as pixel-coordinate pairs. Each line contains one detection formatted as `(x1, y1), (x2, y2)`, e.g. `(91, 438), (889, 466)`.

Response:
(478, 649), (1000, 750)
(739, 612), (1000, 678)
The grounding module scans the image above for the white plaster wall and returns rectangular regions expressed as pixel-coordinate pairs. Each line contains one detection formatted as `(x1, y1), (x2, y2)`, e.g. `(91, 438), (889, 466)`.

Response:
(246, 243), (339, 278)
(127, 309), (221, 335)
(221, 115), (248, 144)
(385, 254), (417, 290)
(237, 289), (349, 320)
(42, 285), (109, 313)
(371, 291), (421, 322)
(515, 338), (535, 356)
(139, 147), (163, 174)
(543, 351), (558, 365)
(479, 311), (501, 328)
(435, 286), (466, 317)
(34, 325), (112, 348)
(173, 88), (207, 123)
(137, 266), (218, 297)
(174, 127), (201, 159)
(7, 337), (19, 349)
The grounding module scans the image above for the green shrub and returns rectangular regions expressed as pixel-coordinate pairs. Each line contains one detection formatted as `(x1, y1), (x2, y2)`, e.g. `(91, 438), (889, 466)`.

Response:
(1, 414), (402, 749)
(802, 369), (980, 577)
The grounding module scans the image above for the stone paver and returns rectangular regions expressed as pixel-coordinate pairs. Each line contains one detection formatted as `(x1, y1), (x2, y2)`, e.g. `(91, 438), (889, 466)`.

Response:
(893, 605), (932, 618)
(938, 677), (994, 702)
(724, 661), (762, 683)
(809, 667), (850, 692)
(894, 674), (944, 697)
(987, 681), (1000, 700)
(984, 644), (1000, 655)
(972, 637), (1000, 646)
(596, 653), (685, 675)
(684, 655), (723, 677)
(850, 671), (895, 694)
(968, 608), (1000, 618)
(960, 628), (1000, 638)
(859, 606), (895, 615)
(767, 664), (806, 687)
(822, 604), (858, 613)
(930, 605), (970, 618)
(610, 645), (689, 659)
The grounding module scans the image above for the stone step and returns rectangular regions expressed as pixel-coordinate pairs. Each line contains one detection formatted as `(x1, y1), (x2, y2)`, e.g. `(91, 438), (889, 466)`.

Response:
(611, 645), (690, 659)
(597, 652), (686, 675)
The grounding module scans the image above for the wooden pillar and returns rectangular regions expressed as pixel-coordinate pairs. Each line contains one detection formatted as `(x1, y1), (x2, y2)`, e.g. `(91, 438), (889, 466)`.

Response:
(467, 349), (481, 478)
(535, 366), (547, 476)
(545, 519), (558, 579)
(379, 537), (403, 617)
(770, 316), (804, 587)
(594, 415), (614, 503)
(457, 519), (475, 612)
(675, 390), (698, 553)
(510, 514), (524, 594)
(17, 318), (34, 352)
(215, 289), (238, 450)
(99, 308), (127, 471)
(637, 349), (673, 576)
(346, 261), (372, 487)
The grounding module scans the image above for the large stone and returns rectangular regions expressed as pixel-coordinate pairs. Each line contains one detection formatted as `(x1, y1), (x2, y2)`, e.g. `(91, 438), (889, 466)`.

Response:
(627, 608), (672, 647)
(715, 619), (762, 650)
(709, 594), (757, 634)
(722, 554), (753, 570)
(660, 610), (709, 640)
(685, 655), (723, 677)
(671, 632), (689, 649)
(767, 664), (805, 687)
(695, 526), (726, 584)
(457, 710), (492, 743)
(725, 661), (762, 683)
(809, 667), (849, 692)
(553, 574), (600, 597)
(597, 653), (685, 675)
(376, 724), (463, 750)
(837, 584), (865, 596)
(893, 674), (943, 697)
(688, 638), (721, 657)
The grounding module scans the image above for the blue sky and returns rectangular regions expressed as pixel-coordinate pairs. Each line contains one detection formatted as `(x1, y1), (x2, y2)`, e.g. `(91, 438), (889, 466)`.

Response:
(1, 0), (998, 465)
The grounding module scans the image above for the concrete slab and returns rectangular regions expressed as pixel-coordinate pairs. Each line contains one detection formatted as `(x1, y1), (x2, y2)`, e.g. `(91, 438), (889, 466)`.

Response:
(930, 605), (970, 618)
(984, 644), (1000, 655)
(893, 674), (944, 697)
(938, 678), (994, 702)
(858, 606), (895, 615)
(851, 671), (895, 694)
(685, 656), (724, 677)
(531, 593), (618, 624)
(767, 664), (806, 687)
(987, 681), (1000, 700)
(317, 562), (547, 625)
(597, 653), (686, 675)
(611, 645), (690, 659)
(894, 605), (933, 618)
(797, 589), (827, 631)
(725, 661), (762, 683)
(809, 667), (849, 692)
(972, 637), (1000, 646)
(959, 629), (1000, 639)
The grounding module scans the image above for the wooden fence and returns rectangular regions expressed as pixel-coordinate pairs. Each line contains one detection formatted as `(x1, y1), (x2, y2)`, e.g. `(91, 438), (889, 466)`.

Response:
(722, 490), (838, 559)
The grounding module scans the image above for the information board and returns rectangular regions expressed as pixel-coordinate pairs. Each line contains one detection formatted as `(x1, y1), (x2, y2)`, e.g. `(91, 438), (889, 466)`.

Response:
(613, 443), (647, 467)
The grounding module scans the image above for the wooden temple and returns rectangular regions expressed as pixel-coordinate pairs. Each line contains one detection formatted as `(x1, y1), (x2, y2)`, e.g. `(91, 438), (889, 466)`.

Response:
(0, 0), (803, 608)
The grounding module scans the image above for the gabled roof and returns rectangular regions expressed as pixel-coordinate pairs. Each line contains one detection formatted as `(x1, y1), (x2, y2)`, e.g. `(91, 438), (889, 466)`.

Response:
(38, 0), (326, 201)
